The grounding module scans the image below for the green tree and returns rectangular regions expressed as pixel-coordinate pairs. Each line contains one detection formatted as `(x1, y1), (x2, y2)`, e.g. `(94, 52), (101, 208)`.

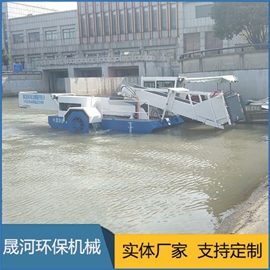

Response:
(2, 47), (10, 66)
(211, 2), (268, 46)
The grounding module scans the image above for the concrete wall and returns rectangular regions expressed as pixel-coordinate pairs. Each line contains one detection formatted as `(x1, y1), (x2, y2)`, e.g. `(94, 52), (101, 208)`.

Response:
(179, 50), (268, 100)
(3, 69), (267, 101)
(178, 2), (241, 56)
(66, 70), (268, 101)
(180, 69), (268, 101)
(180, 51), (268, 73)
(56, 78), (66, 93)
(65, 77), (141, 96)
(9, 10), (78, 68)
(2, 73), (44, 97)
(38, 52), (172, 77)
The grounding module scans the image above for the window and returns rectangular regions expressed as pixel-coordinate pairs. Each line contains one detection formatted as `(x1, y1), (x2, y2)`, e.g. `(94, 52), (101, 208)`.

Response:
(161, 5), (167, 30)
(119, 10), (124, 34)
(205, 31), (223, 55)
(64, 53), (75, 58)
(127, 9), (132, 34)
(13, 33), (23, 44)
(63, 29), (75, 39)
(157, 81), (175, 88)
(28, 32), (40, 42)
(45, 30), (57, 41)
(195, 4), (213, 19)
(89, 14), (94, 37)
(135, 8), (140, 33)
(80, 3), (85, 10)
(81, 14), (86, 37)
(30, 56), (40, 63)
(176, 80), (183, 88)
(2, 15), (8, 48)
(143, 80), (177, 88)
(143, 81), (155, 88)
(14, 57), (24, 64)
(30, 56), (40, 68)
(170, 3), (176, 30)
(143, 7), (148, 32)
(112, 10), (117, 35)
(46, 55), (57, 59)
(152, 6), (157, 31)
(183, 33), (200, 53)
(59, 103), (81, 111)
(104, 12), (109, 35)
(96, 13), (101, 36)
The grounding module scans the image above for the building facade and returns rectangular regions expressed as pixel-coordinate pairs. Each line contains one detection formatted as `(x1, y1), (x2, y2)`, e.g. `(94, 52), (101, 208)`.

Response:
(8, 9), (78, 70)
(5, 2), (243, 81)
(2, 2), (57, 55)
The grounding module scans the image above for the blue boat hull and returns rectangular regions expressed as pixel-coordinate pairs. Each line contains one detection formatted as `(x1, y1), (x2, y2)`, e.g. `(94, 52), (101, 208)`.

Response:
(48, 115), (184, 134)
(101, 115), (184, 134)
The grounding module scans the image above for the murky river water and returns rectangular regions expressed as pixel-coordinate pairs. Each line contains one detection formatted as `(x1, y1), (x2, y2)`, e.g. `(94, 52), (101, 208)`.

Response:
(2, 97), (268, 234)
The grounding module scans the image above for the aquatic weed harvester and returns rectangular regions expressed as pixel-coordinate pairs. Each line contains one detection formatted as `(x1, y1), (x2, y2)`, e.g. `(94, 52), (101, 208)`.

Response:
(18, 75), (245, 134)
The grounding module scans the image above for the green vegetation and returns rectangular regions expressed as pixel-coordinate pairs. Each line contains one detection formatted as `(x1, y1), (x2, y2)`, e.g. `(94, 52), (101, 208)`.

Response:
(2, 47), (10, 66)
(211, 2), (268, 46)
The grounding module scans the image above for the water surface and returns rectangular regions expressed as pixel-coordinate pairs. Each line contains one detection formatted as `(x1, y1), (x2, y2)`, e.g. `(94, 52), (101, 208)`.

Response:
(2, 97), (268, 234)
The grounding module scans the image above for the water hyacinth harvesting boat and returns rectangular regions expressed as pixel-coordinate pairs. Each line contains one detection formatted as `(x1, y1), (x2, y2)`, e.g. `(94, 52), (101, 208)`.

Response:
(18, 75), (246, 134)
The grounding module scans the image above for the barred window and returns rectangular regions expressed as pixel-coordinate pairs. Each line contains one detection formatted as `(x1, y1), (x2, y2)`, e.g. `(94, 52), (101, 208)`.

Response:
(45, 30), (57, 41)
(13, 33), (24, 43)
(29, 32), (40, 42)
(63, 29), (75, 39)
